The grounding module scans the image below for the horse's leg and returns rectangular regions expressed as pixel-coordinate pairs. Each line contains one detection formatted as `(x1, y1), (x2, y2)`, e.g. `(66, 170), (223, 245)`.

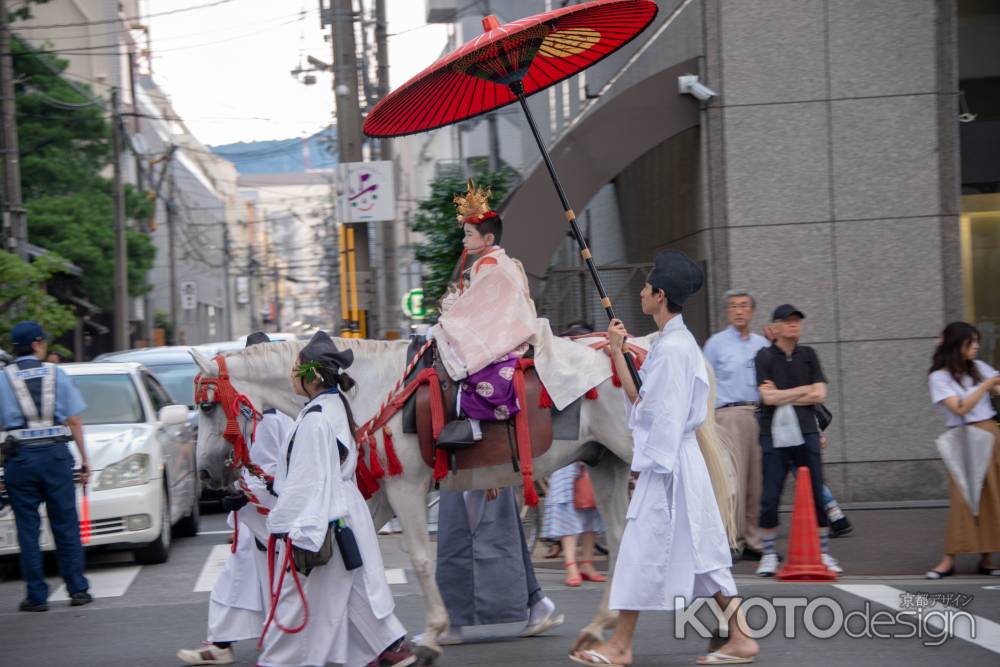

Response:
(571, 450), (630, 653)
(383, 474), (448, 666)
(367, 489), (395, 536)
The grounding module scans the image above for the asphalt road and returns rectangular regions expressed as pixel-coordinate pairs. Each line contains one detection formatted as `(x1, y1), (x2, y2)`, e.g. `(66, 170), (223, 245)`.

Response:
(1, 510), (999, 666)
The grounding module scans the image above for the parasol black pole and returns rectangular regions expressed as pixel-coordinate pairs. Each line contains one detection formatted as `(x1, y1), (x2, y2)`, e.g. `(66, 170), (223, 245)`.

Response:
(510, 80), (642, 390)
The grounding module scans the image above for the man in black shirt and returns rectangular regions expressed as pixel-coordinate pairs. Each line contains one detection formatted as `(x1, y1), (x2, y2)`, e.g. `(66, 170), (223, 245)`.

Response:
(753, 305), (842, 577)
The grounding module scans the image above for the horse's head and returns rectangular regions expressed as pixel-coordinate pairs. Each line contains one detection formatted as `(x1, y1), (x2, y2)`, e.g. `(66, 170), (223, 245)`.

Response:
(190, 350), (240, 490)
(190, 340), (310, 489)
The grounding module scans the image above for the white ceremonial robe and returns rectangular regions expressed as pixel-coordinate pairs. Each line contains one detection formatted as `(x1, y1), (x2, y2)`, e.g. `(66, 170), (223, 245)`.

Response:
(609, 315), (737, 612)
(208, 412), (292, 642)
(260, 392), (405, 667)
(207, 410), (293, 643)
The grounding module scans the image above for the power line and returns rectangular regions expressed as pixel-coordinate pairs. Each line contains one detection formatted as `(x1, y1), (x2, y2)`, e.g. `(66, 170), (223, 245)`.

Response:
(14, 0), (240, 30)
(9, 11), (314, 58)
(18, 6), (318, 47)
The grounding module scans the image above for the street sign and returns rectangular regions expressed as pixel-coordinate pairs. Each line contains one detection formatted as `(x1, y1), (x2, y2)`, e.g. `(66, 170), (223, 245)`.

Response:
(180, 281), (197, 310)
(337, 160), (395, 223)
(235, 276), (249, 305)
(401, 288), (426, 320)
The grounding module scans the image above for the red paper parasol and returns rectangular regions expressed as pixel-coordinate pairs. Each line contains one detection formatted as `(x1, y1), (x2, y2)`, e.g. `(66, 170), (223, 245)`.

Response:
(364, 0), (658, 387)
(363, 0), (657, 137)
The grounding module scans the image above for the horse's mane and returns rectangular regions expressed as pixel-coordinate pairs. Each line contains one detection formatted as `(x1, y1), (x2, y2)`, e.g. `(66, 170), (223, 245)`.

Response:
(218, 336), (409, 375)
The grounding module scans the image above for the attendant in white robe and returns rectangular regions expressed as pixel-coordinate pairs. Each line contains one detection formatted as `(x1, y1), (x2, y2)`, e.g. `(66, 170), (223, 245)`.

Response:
(570, 251), (759, 667)
(260, 331), (415, 667)
(178, 332), (295, 666)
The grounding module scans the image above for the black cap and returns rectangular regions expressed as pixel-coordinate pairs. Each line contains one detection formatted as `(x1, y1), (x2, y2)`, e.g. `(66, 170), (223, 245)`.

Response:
(245, 331), (271, 347)
(300, 330), (353, 370)
(646, 250), (704, 306)
(772, 304), (805, 321)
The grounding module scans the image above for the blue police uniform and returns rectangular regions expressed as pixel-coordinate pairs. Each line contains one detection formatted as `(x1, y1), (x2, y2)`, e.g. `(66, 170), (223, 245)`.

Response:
(0, 321), (89, 607)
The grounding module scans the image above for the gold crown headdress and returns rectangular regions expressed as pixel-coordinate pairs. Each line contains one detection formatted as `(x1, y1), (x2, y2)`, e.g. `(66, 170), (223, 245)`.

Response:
(453, 178), (495, 223)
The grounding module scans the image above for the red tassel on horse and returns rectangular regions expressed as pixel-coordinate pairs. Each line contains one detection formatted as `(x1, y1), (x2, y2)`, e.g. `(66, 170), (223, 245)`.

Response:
(538, 383), (554, 409)
(367, 437), (385, 479)
(383, 426), (403, 476)
(585, 387), (599, 400)
(433, 449), (449, 481)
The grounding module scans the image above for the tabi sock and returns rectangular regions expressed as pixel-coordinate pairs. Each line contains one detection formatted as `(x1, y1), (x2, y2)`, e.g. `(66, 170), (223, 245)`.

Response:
(826, 503), (845, 522)
(529, 596), (555, 625)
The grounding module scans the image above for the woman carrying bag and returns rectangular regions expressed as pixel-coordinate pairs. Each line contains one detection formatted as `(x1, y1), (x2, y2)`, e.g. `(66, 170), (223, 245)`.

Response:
(260, 331), (415, 667)
(926, 322), (1000, 579)
(541, 463), (606, 587)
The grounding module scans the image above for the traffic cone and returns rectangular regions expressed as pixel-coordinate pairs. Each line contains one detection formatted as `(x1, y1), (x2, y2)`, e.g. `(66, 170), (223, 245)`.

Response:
(777, 466), (837, 581)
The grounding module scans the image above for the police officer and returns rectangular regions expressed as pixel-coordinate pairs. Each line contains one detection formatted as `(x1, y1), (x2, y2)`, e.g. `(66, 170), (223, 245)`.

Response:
(0, 321), (91, 611)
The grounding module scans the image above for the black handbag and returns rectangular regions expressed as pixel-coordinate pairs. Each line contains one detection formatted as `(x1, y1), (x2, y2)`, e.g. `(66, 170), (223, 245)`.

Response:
(814, 404), (833, 431)
(290, 519), (363, 575)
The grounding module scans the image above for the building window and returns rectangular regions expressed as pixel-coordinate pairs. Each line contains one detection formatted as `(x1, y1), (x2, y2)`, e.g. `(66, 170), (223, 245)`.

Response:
(960, 193), (1000, 369)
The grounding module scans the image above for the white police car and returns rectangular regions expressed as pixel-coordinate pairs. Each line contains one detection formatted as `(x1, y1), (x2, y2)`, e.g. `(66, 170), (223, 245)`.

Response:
(0, 362), (199, 564)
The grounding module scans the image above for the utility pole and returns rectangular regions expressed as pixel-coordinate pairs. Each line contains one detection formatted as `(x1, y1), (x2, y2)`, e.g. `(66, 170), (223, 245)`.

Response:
(374, 0), (400, 337)
(167, 170), (179, 345)
(111, 89), (130, 350)
(0, 0), (26, 259)
(328, 0), (372, 336)
(247, 248), (258, 331)
(222, 225), (233, 340)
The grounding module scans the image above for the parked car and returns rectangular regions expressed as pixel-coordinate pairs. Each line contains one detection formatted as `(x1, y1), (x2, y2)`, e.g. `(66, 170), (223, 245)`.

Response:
(94, 346), (203, 409)
(0, 362), (200, 564)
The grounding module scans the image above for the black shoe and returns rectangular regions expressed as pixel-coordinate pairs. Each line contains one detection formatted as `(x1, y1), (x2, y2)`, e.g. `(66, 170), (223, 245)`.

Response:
(830, 517), (853, 537)
(70, 591), (93, 606)
(741, 547), (763, 562)
(978, 565), (1000, 576)
(19, 599), (48, 612)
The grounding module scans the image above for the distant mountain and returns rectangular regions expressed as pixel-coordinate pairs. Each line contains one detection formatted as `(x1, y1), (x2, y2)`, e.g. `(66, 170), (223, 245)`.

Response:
(210, 125), (338, 174)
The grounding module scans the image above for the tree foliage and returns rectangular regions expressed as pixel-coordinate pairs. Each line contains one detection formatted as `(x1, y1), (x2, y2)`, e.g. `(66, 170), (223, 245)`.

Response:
(0, 250), (75, 346)
(13, 36), (155, 312)
(410, 163), (517, 321)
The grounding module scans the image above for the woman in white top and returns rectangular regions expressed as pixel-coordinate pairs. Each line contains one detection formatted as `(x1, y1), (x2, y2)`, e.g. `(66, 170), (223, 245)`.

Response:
(926, 322), (1000, 579)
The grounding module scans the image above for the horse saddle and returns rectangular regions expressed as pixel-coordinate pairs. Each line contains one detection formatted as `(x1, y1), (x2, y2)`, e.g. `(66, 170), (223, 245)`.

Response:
(410, 346), (554, 475)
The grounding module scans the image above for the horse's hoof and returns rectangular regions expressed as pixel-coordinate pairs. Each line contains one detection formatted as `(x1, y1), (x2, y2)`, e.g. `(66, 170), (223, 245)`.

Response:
(414, 644), (442, 666)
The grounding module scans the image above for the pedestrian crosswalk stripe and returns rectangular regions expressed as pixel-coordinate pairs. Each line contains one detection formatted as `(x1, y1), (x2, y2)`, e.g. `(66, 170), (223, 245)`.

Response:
(50, 566), (141, 602)
(194, 544), (232, 592)
(191, 546), (409, 593)
(385, 568), (407, 585)
(837, 584), (1000, 656)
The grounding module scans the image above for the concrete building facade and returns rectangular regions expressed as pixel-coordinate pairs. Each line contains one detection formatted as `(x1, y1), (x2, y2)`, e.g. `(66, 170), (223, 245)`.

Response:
(404, 0), (995, 502)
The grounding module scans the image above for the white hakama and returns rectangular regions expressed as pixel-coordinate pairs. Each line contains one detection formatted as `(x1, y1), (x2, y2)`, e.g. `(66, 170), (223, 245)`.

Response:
(609, 315), (736, 612)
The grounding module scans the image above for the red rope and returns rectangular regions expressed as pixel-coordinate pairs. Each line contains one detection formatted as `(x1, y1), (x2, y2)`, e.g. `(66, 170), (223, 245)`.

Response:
(514, 359), (539, 506)
(259, 535), (309, 649)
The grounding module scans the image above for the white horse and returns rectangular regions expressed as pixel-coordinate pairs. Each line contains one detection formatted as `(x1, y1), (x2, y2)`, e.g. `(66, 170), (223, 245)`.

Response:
(191, 336), (733, 664)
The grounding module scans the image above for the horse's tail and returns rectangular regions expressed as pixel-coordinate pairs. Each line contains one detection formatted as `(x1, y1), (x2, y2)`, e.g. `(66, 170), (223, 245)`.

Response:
(696, 362), (738, 549)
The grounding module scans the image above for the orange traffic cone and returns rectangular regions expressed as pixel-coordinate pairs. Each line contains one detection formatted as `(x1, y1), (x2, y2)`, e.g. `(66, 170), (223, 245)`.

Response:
(777, 466), (837, 581)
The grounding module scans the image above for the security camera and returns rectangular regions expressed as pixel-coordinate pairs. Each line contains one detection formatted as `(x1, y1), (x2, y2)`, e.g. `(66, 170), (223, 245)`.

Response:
(678, 74), (718, 102)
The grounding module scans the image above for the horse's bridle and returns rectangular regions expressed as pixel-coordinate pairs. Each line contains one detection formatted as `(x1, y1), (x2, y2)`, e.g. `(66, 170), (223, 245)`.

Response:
(194, 354), (269, 482)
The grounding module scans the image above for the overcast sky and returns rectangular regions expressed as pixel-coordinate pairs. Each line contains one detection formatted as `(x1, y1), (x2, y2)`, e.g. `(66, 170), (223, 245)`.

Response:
(146, 0), (448, 146)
